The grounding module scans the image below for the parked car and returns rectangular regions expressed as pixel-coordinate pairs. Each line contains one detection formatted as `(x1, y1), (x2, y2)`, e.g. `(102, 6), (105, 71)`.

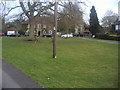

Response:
(16, 33), (20, 37)
(0, 33), (5, 36)
(61, 34), (73, 38)
(24, 32), (29, 36)
(43, 33), (52, 37)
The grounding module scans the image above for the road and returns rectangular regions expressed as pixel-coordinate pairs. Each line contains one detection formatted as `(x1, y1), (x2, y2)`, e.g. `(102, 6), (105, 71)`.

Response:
(0, 59), (42, 89)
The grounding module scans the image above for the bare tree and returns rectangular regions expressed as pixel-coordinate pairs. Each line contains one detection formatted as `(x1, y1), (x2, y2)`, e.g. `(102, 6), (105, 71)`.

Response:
(101, 10), (118, 33)
(0, 0), (21, 33)
(19, 0), (84, 39)
(58, 2), (83, 34)
(19, 0), (55, 40)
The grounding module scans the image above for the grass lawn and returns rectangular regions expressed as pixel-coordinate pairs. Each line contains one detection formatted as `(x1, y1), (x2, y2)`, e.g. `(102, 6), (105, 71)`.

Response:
(2, 37), (118, 88)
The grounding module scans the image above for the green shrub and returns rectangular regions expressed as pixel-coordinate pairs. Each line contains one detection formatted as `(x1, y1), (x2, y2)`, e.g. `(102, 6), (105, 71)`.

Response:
(95, 33), (108, 39)
(18, 30), (25, 35)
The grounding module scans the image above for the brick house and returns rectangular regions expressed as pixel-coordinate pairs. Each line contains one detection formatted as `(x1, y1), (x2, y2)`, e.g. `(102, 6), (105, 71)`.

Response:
(21, 15), (54, 36)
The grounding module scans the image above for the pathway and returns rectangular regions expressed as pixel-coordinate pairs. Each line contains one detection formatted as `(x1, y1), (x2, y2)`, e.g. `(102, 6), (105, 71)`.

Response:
(0, 59), (43, 89)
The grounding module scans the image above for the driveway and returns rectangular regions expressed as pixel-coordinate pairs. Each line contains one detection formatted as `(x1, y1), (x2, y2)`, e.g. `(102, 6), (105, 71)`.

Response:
(1, 59), (43, 89)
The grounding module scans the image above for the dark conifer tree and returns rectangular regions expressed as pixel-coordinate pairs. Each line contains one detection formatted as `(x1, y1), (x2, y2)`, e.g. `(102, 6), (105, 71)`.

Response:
(89, 6), (100, 35)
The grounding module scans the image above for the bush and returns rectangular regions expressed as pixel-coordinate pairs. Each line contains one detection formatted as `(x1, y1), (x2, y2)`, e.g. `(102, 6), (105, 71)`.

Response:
(18, 30), (25, 35)
(95, 33), (120, 41)
(95, 33), (108, 39)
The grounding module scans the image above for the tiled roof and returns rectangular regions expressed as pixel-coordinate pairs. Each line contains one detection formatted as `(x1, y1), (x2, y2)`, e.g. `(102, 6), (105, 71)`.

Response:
(21, 20), (29, 24)
(84, 30), (91, 33)
(7, 27), (17, 31)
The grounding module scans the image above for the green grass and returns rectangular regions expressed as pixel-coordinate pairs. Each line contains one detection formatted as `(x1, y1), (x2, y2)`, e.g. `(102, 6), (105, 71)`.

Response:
(2, 37), (118, 88)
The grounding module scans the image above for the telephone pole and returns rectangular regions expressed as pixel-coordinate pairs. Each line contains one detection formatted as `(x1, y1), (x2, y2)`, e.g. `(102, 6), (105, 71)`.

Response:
(53, 1), (58, 58)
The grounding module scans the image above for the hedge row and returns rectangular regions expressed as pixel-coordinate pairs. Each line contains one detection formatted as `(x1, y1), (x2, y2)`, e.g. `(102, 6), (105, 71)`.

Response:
(95, 33), (120, 41)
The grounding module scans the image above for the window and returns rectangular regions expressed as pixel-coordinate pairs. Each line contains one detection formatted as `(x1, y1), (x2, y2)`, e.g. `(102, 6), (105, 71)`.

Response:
(43, 30), (46, 34)
(49, 30), (52, 34)
(115, 25), (120, 30)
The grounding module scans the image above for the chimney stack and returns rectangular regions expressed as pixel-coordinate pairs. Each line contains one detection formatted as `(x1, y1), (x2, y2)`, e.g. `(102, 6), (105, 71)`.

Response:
(118, 1), (120, 21)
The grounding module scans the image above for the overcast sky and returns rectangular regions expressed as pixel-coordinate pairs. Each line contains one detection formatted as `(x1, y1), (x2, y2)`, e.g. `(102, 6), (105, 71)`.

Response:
(5, 0), (119, 23)
(87, 0), (118, 18)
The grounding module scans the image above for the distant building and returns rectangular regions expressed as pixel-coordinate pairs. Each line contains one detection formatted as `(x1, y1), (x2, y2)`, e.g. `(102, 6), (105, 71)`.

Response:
(7, 27), (18, 36)
(21, 15), (54, 36)
(113, 21), (120, 31)
(112, 1), (120, 33)
(74, 12), (84, 36)
(7, 27), (17, 31)
(75, 24), (84, 36)
(118, 1), (120, 21)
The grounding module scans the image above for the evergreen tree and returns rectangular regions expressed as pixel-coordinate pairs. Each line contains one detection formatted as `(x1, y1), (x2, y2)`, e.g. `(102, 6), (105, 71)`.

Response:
(89, 6), (100, 35)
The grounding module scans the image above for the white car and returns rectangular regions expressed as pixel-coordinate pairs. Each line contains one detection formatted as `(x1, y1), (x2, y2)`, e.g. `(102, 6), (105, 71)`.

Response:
(61, 34), (73, 38)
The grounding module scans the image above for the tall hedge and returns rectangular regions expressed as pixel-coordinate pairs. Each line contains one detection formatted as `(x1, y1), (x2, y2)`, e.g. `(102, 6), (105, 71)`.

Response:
(95, 33), (120, 41)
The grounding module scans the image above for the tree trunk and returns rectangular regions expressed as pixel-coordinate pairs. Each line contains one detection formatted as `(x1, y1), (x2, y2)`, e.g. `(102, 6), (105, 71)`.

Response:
(28, 21), (35, 41)
(2, 18), (5, 33)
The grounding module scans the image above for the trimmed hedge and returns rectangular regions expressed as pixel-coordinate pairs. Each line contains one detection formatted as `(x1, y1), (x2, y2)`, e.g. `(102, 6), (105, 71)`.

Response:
(95, 33), (120, 41)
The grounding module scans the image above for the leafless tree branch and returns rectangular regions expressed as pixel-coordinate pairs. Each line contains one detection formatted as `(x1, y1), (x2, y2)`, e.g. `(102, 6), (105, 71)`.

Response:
(19, 1), (31, 19)
(4, 6), (21, 17)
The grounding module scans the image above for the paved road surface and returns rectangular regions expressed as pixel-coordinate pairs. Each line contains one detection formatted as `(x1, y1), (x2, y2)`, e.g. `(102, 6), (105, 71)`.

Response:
(1, 59), (42, 89)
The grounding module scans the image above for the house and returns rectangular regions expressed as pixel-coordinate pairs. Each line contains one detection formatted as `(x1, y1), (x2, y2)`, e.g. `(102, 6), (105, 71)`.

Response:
(21, 15), (54, 36)
(7, 27), (18, 36)
(84, 29), (91, 37)
(75, 24), (84, 36)
(113, 21), (120, 33)
(112, 1), (120, 34)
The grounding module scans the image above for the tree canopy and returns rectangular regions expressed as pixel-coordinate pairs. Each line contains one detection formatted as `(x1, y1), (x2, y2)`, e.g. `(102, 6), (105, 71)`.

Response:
(58, 2), (83, 34)
(101, 10), (118, 34)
